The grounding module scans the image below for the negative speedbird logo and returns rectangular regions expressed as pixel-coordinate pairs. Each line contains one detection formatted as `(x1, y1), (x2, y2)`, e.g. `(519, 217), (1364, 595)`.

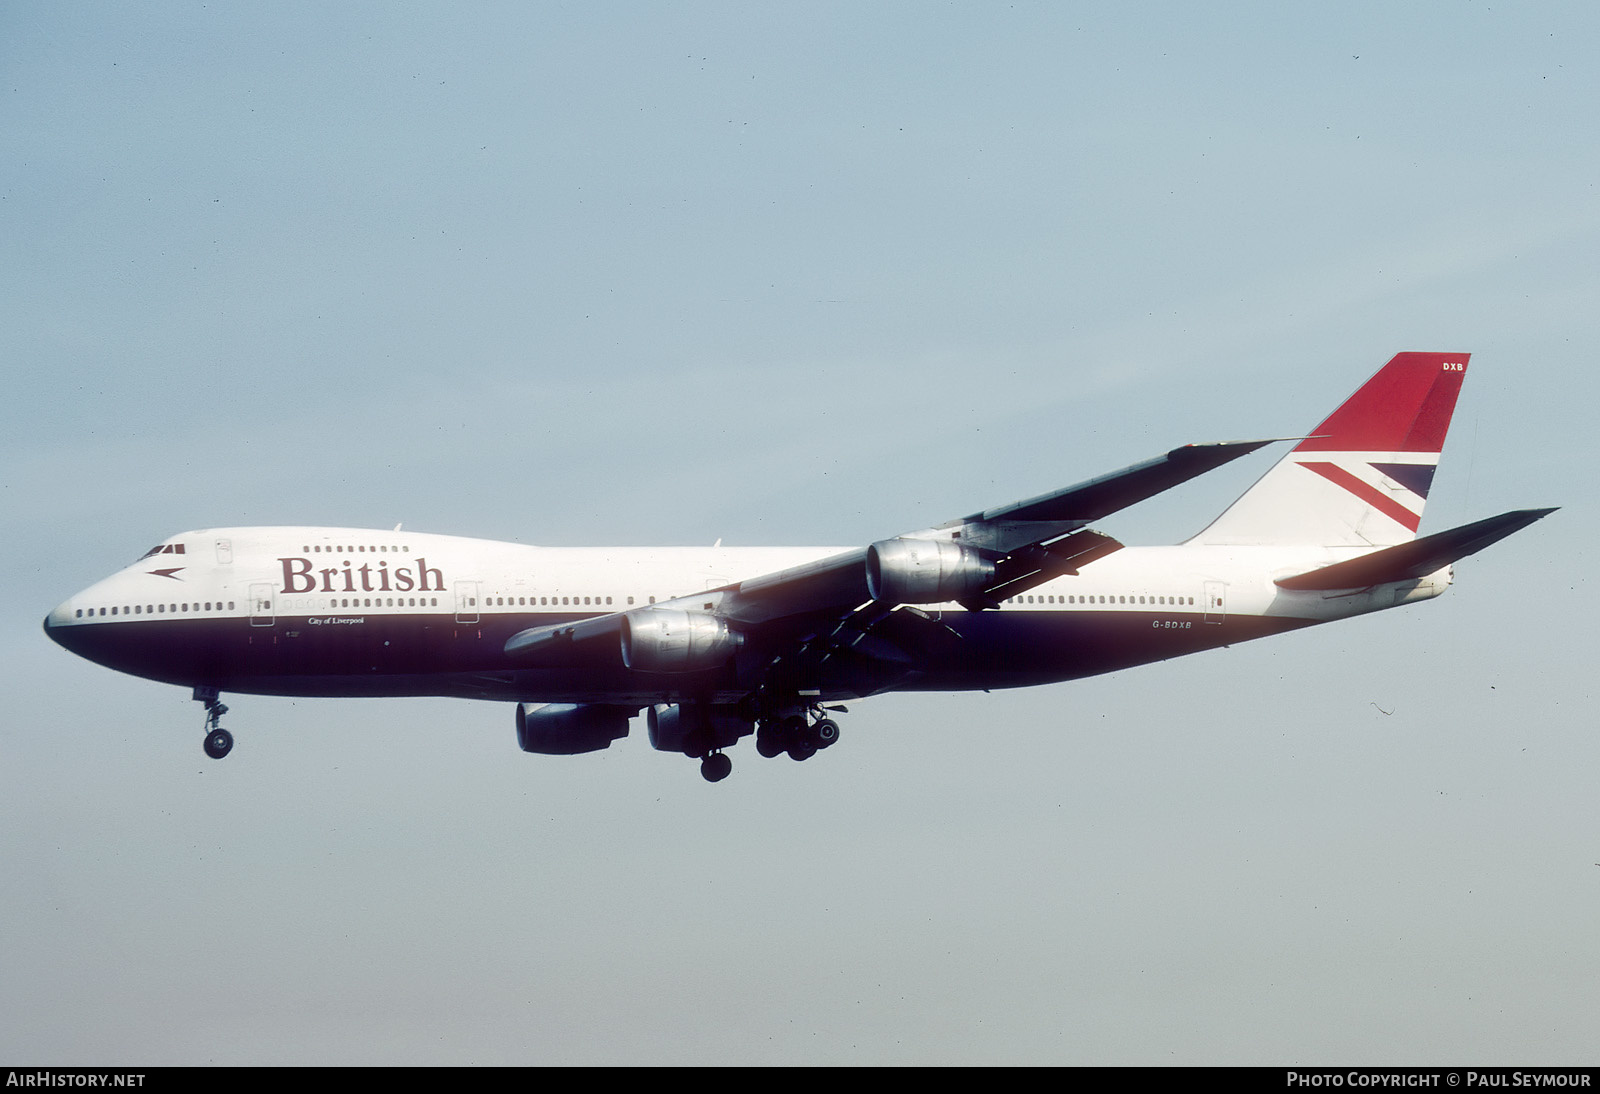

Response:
(1298, 458), (1436, 532)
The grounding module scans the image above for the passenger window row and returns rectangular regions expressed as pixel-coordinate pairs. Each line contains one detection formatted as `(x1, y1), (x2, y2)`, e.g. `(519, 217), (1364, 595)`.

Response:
(76, 602), (235, 618)
(466, 595), (630, 608)
(287, 598), (440, 610)
(1007, 594), (1197, 606)
(303, 544), (410, 554)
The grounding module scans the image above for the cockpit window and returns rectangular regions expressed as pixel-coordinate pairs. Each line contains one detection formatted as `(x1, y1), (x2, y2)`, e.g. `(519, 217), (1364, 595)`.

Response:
(137, 543), (186, 560)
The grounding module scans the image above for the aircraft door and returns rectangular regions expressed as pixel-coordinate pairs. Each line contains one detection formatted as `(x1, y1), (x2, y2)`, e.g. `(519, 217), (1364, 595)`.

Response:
(454, 580), (480, 624)
(249, 582), (275, 627)
(1203, 580), (1227, 624)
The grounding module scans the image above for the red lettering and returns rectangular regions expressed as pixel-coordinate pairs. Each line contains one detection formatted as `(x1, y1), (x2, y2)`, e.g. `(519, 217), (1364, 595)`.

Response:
(280, 557), (315, 594)
(416, 558), (443, 592)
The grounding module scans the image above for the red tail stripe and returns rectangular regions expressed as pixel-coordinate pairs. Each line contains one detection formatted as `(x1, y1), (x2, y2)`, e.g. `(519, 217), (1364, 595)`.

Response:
(1295, 353), (1468, 453)
(1301, 462), (1422, 532)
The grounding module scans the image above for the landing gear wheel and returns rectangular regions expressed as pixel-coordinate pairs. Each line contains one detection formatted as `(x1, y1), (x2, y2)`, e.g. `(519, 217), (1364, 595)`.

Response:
(700, 752), (733, 783)
(196, 689), (233, 759)
(755, 722), (785, 758)
(813, 718), (840, 749)
(779, 714), (817, 761)
(754, 708), (843, 763)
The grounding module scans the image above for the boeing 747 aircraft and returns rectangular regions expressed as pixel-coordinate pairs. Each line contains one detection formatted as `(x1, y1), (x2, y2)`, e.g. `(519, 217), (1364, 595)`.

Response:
(44, 352), (1553, 781)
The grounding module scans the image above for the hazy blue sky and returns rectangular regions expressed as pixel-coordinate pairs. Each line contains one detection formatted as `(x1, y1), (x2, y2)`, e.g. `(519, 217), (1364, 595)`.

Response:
(4, 2), (1595, 1064)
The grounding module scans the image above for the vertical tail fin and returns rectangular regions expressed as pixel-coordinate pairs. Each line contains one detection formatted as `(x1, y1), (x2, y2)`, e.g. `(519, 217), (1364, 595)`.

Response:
(1191, 352), (1470, 547)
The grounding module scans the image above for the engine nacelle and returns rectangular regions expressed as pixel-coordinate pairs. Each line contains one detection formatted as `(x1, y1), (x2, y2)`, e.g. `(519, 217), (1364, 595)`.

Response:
(620, 609), (742, 674)
(647, 703), (753, 755)
(515, 702), (632, 755)
(866, 538), (995, 604)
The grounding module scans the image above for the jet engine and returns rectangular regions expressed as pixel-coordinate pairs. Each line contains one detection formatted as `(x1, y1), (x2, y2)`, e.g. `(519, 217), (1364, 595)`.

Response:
(620, 609), (742, 674)
(515, 702), (633, 754)
(646, 703), (753, 755)
(866, 538), (995, 604)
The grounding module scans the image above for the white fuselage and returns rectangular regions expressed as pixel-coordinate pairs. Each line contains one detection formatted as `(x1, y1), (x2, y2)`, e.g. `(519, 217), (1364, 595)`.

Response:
(44, 526), (1449, 705)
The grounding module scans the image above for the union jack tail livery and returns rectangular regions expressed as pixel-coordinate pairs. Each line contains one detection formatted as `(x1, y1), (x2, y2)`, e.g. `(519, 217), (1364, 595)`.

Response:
(1191, 352), (1469, 548)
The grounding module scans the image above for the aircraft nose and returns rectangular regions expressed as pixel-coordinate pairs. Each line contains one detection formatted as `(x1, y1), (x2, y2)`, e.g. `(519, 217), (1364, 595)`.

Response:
(44, 603), (69, 646)
(43, 599), (86, 654)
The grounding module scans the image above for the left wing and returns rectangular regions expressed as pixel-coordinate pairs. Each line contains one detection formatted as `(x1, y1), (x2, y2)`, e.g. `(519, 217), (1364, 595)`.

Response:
(504, 439), (1273, 665)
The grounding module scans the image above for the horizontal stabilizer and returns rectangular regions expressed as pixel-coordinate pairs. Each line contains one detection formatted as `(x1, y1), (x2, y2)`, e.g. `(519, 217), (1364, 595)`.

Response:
(1275, 508), (1557, 590)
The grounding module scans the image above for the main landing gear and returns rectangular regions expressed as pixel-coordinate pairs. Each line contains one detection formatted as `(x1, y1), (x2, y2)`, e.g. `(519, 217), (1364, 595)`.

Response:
(754, 707), (844, 765)
(692, 706), (845, 782)
(195, 687), (233, 759)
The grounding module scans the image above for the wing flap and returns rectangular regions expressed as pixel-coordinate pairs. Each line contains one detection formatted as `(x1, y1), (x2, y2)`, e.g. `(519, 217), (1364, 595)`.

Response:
(504, 612), (626, 663)
(967, 529), (1125, 608)
(721, 547), (869, 625)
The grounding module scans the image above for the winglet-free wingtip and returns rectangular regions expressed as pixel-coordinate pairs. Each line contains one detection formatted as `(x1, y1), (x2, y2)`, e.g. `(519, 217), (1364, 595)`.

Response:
(1165, 437), (1297, 462)
(978, 437), (1284, 527)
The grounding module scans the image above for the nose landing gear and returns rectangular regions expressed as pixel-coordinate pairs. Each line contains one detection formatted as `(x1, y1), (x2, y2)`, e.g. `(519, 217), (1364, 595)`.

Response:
(699, 751), (733, 783)
(204, 726), (233, 760)
(195, 687), (233, 759)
